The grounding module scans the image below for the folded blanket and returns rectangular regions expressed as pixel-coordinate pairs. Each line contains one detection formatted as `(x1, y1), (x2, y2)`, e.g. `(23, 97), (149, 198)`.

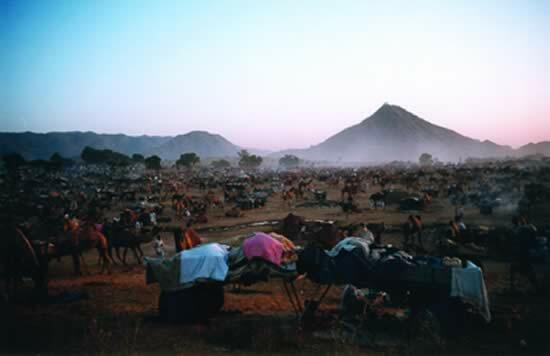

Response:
(270, 232), (298, 263)
(326, 237), (371, 258)
(450, 261), (491, 322)
(145, 243), (229, 291)
(243, 232), (284, 265)
(179, 243), (229, 284)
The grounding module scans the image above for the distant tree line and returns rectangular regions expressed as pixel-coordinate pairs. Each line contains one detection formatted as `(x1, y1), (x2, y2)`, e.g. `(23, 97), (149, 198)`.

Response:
(144, 155), (161, 170)
(132, 153), (145, 163)
(81, 146), (132, 166)
(176, 153), (200, 169)
(1, 152), (75, 172)
(80, 146), (162, 170)
(419, 153), (433, 166)
(211, 159), (231, 169)
(238, 150), (262, 169)
(2, 147), (266, 173)
(279, 154), (300, 168)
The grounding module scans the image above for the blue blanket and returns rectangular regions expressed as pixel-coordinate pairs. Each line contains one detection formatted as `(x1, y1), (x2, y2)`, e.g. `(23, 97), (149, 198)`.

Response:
(450, 261), (491, 322)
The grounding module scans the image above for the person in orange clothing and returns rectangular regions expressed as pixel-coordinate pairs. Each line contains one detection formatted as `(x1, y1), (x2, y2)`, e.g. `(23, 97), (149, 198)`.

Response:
(174, 220), (202, 252)
(182, 221), (202, 250)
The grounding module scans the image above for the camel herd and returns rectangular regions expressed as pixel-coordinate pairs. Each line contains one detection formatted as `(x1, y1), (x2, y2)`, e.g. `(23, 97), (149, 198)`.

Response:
(2, 156), (550, 303)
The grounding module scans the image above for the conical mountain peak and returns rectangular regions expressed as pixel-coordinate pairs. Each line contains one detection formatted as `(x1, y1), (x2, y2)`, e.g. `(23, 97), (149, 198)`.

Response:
(279, 103), (513, 162)
(362, 103), (415, 124)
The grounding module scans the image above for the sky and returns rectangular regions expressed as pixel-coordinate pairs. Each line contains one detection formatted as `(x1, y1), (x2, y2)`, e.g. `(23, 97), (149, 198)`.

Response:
(1, 0), (549, 150)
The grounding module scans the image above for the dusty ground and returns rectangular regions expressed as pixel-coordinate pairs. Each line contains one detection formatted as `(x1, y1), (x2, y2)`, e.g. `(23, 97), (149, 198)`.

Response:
(2, 182), (549, 354)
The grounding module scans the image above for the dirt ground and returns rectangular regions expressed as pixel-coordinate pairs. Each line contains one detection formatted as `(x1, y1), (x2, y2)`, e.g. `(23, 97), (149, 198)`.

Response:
(2, 182), (550, 355)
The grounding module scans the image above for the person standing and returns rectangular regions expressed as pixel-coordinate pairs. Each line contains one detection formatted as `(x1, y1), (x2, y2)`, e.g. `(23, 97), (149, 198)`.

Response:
(154, 233), (165, 258)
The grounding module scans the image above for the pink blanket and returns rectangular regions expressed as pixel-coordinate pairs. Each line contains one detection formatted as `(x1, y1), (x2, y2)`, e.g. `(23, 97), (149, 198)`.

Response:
(242, 232), (284, 266)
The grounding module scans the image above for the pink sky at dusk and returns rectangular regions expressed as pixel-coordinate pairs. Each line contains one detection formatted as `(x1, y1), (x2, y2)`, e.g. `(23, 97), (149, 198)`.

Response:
(2, 0), (549, 151)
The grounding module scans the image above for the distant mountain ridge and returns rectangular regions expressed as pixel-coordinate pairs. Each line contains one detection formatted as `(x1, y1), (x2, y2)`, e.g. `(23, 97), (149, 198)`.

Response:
(0, 131), (172, 160)
(154, 131), (240, 160)
(273, 104), (518, 162)
(515, 141), (550, 157)
(1, 104), (548, 162)
(0, 131), (241, 160)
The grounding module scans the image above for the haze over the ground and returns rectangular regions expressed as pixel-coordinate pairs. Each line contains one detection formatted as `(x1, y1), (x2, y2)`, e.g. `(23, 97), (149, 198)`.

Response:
(2, 0), (549, 150)
(3, 104), (550, 162)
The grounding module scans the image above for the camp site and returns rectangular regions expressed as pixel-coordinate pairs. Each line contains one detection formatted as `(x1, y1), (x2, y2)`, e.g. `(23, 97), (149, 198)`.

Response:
(1, 153), (550, 354)
(3, 1), (549, 354)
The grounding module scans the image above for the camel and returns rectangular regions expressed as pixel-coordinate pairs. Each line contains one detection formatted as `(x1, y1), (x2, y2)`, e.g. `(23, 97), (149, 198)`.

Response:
(225, 207), (244, 218)
(341, 183), (357, 201)
(340, 196), (360, 215)
(403, 215), (423, 248)
(50, 218), (112, 275)
(424, 191), (432, 203)
(297, 178), (313, 199)
(172, 193), (187, 218)
(282, 188), (297, 209)
(327, 177), (340, 187)
(204, 191), (224, 210)
(303, 222), (343, 250)
(280, 213), (306, 241)
(369, 191), (386, 209)
(104, 224), (156, 265)
(1, 226), (48, 302)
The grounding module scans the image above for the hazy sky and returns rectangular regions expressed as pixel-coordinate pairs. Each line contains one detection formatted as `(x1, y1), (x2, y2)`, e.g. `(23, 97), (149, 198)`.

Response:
(2, 0), (549, 150)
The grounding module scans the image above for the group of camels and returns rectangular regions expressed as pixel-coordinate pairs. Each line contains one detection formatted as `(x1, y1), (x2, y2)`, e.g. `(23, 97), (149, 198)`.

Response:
(1, 216), (158, 302)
